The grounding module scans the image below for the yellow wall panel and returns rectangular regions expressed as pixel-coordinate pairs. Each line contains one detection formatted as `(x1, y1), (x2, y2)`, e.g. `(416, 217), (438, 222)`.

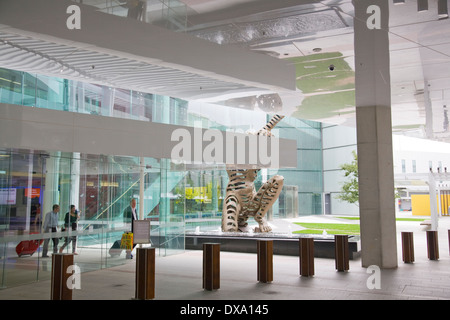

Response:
(410, 194), (450, 216)
(411, 194), (431, 216)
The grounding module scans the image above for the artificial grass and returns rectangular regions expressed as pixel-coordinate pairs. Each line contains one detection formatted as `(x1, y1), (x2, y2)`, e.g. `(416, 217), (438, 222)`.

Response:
(337, 217), (426, 222)
(293, 222), (360, 235)
(292, 217), (427, 235)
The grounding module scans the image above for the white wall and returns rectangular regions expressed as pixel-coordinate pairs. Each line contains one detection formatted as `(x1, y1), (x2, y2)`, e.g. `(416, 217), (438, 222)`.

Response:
(393, 135), (450, 174)
(322, 127), (450, 216)
(322, 124), (359, 216)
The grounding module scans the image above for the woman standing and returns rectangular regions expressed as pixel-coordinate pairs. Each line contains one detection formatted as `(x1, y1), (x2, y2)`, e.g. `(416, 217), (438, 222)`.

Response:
(59, 205), (80, 255)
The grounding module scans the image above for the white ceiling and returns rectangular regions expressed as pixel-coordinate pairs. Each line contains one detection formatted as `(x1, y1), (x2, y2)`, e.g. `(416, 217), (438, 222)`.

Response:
(177, 0), (450, 142)
(0, 0), (295, 102)
(1, 0), (450, 143)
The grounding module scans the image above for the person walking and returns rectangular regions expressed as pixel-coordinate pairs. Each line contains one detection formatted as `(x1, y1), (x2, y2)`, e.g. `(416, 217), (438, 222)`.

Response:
(42, 204), (60, 258)
(59, 205), (80, 255)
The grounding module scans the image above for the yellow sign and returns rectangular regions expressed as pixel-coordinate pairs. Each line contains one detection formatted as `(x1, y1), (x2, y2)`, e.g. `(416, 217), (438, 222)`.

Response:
(120, 232), (134, 250)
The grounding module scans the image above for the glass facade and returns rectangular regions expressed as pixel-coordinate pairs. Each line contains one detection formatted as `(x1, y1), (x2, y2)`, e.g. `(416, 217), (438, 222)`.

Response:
(0, 67), (323, 288)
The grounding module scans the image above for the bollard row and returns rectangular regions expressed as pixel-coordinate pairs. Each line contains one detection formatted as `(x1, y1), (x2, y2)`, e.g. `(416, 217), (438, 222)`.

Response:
(203, 235), (352, 293)
(401, 229), (448, 263)
(50, 230), (450, 299)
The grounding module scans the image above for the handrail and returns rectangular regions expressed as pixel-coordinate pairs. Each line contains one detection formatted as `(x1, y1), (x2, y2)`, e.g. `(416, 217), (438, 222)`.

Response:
(82, 172), (149, 230)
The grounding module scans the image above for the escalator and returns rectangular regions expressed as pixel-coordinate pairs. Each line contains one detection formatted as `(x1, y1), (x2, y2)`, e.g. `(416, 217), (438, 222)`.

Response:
(79, 157), (188, 257)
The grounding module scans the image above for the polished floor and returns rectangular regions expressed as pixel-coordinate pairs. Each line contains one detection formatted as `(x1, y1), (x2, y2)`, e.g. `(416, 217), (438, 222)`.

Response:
(0, 214), (449, 302)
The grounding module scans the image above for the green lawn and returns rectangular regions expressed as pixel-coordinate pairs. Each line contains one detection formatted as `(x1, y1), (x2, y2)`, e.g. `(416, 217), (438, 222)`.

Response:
(293, 217), (427, 235)
(293, 222), (360, 235)
(337, 217), (426, 222)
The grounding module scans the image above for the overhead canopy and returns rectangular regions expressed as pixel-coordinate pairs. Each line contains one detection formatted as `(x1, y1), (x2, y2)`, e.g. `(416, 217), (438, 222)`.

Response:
(0, 0), (296, 101)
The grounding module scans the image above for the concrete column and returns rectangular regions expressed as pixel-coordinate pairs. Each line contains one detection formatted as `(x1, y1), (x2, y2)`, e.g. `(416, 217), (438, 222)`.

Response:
(353, 0), (398, 268)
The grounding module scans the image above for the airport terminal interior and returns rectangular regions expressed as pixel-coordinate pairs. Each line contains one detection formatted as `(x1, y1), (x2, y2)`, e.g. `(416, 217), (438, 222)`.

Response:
(1, 0), (450, 301)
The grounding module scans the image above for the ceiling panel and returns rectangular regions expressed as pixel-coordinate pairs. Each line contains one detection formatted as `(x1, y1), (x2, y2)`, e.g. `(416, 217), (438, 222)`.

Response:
(1, 0), (450, 142)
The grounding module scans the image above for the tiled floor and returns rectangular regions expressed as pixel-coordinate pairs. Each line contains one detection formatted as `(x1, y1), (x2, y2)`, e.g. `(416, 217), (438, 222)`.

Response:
(0, 214), (449, 302)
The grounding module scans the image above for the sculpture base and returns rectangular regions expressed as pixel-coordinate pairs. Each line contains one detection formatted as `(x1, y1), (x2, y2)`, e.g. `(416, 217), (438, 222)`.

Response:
(185, 232), (361, 260)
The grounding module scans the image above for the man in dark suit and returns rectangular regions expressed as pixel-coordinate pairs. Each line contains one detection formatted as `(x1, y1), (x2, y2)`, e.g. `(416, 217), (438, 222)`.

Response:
(123, 198), (137, 258)
(123, 198), (138, 232)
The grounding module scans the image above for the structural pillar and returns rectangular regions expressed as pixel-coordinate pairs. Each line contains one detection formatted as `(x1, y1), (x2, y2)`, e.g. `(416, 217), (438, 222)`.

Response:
(353, 0), (398, 268)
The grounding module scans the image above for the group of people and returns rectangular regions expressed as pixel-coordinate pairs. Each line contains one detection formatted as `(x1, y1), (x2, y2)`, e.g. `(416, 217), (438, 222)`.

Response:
(35, 199), (137, 258)
(40, 204), (80, 257)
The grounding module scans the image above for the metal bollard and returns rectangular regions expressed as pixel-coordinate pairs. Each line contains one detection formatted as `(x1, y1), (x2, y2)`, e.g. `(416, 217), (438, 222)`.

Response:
(299, 237), (314, 277)
(51, 253), (74, 300)
(426, 230), (439, 260)
(401, 232), (415, 263)
(334, 235), (349, 272)
(257, 240), (273, 283)
(135, 247), (155, 300)
(203, 243), (220, 290)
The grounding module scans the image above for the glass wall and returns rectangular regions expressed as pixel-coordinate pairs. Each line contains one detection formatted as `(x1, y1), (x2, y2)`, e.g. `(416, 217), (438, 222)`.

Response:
(0, 149), (189, 288)
(0, 66), (324, 288)
(278, 117), (323, 216)
(0, 68), (188, 124)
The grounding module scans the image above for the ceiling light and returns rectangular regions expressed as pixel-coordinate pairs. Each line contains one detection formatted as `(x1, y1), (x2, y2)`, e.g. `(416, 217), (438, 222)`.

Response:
(393, 0), (405, 4)
(418, 0), (428, 12)
(438, 0), (448, 19)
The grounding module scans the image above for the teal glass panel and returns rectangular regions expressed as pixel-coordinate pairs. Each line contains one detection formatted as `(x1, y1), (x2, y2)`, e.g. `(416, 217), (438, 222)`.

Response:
(0, 64), (327, 287)
(0, 148), (189, 288)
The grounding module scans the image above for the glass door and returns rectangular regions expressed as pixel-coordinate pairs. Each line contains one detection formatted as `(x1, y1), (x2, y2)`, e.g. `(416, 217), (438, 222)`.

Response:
(0, 150), (46, 287)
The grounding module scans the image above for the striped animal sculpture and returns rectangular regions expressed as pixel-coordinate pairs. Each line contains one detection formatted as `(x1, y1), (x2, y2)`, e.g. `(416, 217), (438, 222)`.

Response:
(221, 114), (285, 233)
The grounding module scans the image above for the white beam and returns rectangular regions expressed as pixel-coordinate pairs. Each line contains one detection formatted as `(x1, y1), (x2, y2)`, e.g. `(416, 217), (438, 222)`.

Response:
(0, 0), (295, 96)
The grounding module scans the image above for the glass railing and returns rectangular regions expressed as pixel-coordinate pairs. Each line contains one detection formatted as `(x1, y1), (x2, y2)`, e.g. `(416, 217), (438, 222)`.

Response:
(0, 67), (189, 125)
